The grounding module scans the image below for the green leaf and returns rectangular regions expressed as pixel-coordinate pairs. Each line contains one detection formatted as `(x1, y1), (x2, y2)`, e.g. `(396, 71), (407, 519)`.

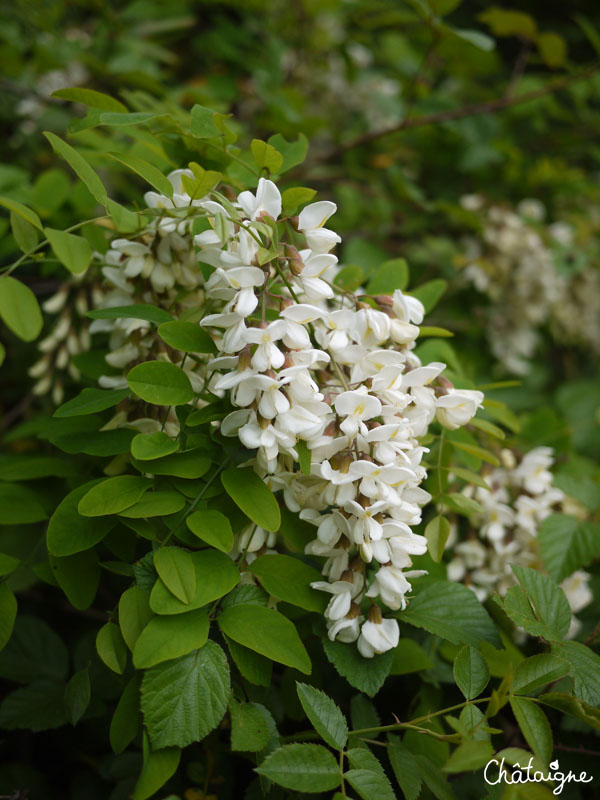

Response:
(256, 743), (340, 793)
(0, 615), (68, 683)
(158, 320), (216, 353)
(119, 491), (185, 518)
(131, 431), (179, 460)
(133, 609), (209, 668)
(478, 7), (537, 39)
(451, 440), (500, 466)
(119, 586), (153, 651)
(186, 509), (234, 553)
(450, 28), (495, 51)
(78, 475), (151, 517)
(10, 210), (38, 252)
(251, 139), (284, 174)
(0, 553), (19, 577)
(468, 417), (505, 439)
(87, 304), (173, 324)
(537, 692), (600, 732)
(0, 482), (47, 523)
(505, 565), (571, 641)
(0, 583), (17, 653)
(399, 580), (501, 647)
(190, 105), (221, 138)
(334, 265), (364, 291)
(52, 428), (135, 456)
(249, 554), (326, 612)
(296, 440), (311, 475)
(65, 667), (90, 725)
(440, 493), (482, 516)
(281, 187), (316, 216)
(411, 279), (447, 312)
(45, 227), (92, 274)
(267, 133), (309, 172)
(47, 479), (115, 556)
(52, 87), (127, 112)
(226, 636), (272, 689)
(141, 641), (230, 748)
(0, 196), (43, 230)
(100, 111), (166, 127)
(425, 515), (450, 562)
(128, 361), (194, 406)
(453, 646), (490, 699)
(551, 641), (600, 705)
(538, 514), (600, 582)
(512, 654), (569, 695)
(509, 696), (552, 766)
(366, 258), (410, 294)
(43, 131), (107, 205)
(107, 152), (173, 196)
(184, 163), (223, 198)
(418, 326), (454, 338)
(390, 638), (432, 675)
(345, 750), (396, 800)
(387, 736), (422, 800)
(0, 277), (43, 341)
(54, 387), (130, 417)
(230, 699), (272, 752)
(132, 746), (180, 800)
(221, 468), (281, 532)
(110, 675), (141, 754)
(0, 679), (67, 732)
(150, 549), (239, 615)
(322, 637), (394, 697)
(96, 622), (128, 674)
(443, 740), (494, 774)
(446, 466), (490, 490)
(49, 550), (100, 610)
(0, 454), (78, 481)
(133, 450), (210, 479)
(154, 547), (196, 604)
(218, 604), (311, 674)
(296, 682), (348, 749)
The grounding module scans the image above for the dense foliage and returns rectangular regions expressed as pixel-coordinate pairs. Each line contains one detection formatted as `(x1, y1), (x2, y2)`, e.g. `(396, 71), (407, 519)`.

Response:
(1, 2), (600, 799)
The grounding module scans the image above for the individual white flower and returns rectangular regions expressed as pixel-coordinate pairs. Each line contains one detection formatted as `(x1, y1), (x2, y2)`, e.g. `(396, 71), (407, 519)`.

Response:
(334, 389), (381, 437)
(435, 389), (484, 430)
(366, 566), (421, 611)
(357, 615), (399, 658)
(311, 572), (364, 620)
(238, 178), (282, 221)
(298, 201), (341, 253)
(513, 447), (555, 494)
(327, 613), (362, 643)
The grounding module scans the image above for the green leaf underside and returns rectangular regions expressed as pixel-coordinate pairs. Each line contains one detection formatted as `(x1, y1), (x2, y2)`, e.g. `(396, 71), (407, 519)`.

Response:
(54, 387), (130, 417)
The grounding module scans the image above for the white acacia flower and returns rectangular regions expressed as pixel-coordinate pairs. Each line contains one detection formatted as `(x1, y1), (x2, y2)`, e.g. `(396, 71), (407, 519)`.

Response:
(334, 389), (382, 437)
(366, 566), (425, 611)
(238, 178), (282, 220)
(436, 389), (484, 430)
(357, 617), (399, 658)
(311, 574), (364, 620)
(298, 201), (341, 253)
(327, 614), (362, 643)
(243, 320), (287, 370)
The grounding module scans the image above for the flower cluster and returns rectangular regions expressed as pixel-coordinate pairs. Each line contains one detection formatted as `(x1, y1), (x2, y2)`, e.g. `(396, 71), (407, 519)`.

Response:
(460, 195), (600, 374)
(446, 446), (592, 637)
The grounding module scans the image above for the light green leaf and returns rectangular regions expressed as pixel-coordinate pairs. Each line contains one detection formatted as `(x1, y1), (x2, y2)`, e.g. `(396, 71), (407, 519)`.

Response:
(322, 638), (394, 697)
(453, 646), (490, 699)
(221, 467), (281, 532)
(411, 279), (447, 312)
(443, 740), (494, 774)
(119, 492), (185, 518)
(505, 565), (571, 641)
(119, 586), (153, 651)
(0, 277), (43, 342)
(551, 641), (600, 705)
(230, 699), (272, 752)
(256, 743), (340, 793)
(249, 554), (326, 612)
(107, 152), (173, 196)
(186, 509), (234, 553)
(49, 550), (100, 610)
(43, 131), (107, 204)
(281, 187), (316, 216)
(47, 479), (115, 556)
(538, 514), (600, 582)
(538, 692), (600, 732)
(296, 440), (311, 475)
(87, 304), (173, 324)
(296, 682), (348, 750)
(153, 547), (196, 604)
(132, 450), (211, 479)
(267, 133), (309, 172)
(127, 361), (194, 406)
(45, 227), (92, 274)
(110, 675), (141, 754)
(100, 111), (165, 127)
(131, 431), (179, 460)
(450, 28), (495, 51)
(52, 87), (127, 112)
(65, 667), (90, 725)
(251, 139), (284, 174)
(158, 320), (216, 353)
(96, 622), (128, 674)
(0, 583), (17, 653)
(345, 747), (396, 800)
(10, 211), (38, 252)
(451, 440), (500, 466)
(150, 549), (239, 615)
(218, 604), (311, 674)
(478, 7), (537, 39)
(366, 258), (410, 294)
(440, 493), (482, 517)
(54, 387), (130, 417)
(446, 466), (490, 490)
(141, 641), (230, 748)
(509, 696), (552, 766)
(0, 196), (43, 230)
(78, 475), (151, 517)
(133, 609), (209, 668)
(190, 105), (220, 138)
(512, 654), (570, 695)
(132, 746), (180, 800)
(399, 580), (501, 647)
(425, 515), (450, 562)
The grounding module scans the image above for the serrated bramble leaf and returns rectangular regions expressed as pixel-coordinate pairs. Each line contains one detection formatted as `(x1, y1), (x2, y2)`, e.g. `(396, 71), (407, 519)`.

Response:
(296, 682), (348, 749)
(256, 743), (340, 793)
(230, 699), (272, 752)
(453, 646), (490, 699)
(512, 653), (569, 695)
(509, 696), (552, 766)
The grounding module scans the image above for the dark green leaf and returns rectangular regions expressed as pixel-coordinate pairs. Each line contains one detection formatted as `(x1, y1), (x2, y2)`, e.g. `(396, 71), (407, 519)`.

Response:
(322, 638), (394, 697)
(453, 646), (490, 699)
(297, 682), (348, 749)
(256, 743), (340, 793)
(54, 387), (130, 417)
(158, 320), (216, 353)
(128, 361), (194, 406)
(47, 479), (115, 556)
(65, 667), (90, 725)
(249, 554), (326, 612)
(87, 304), (173, 324)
